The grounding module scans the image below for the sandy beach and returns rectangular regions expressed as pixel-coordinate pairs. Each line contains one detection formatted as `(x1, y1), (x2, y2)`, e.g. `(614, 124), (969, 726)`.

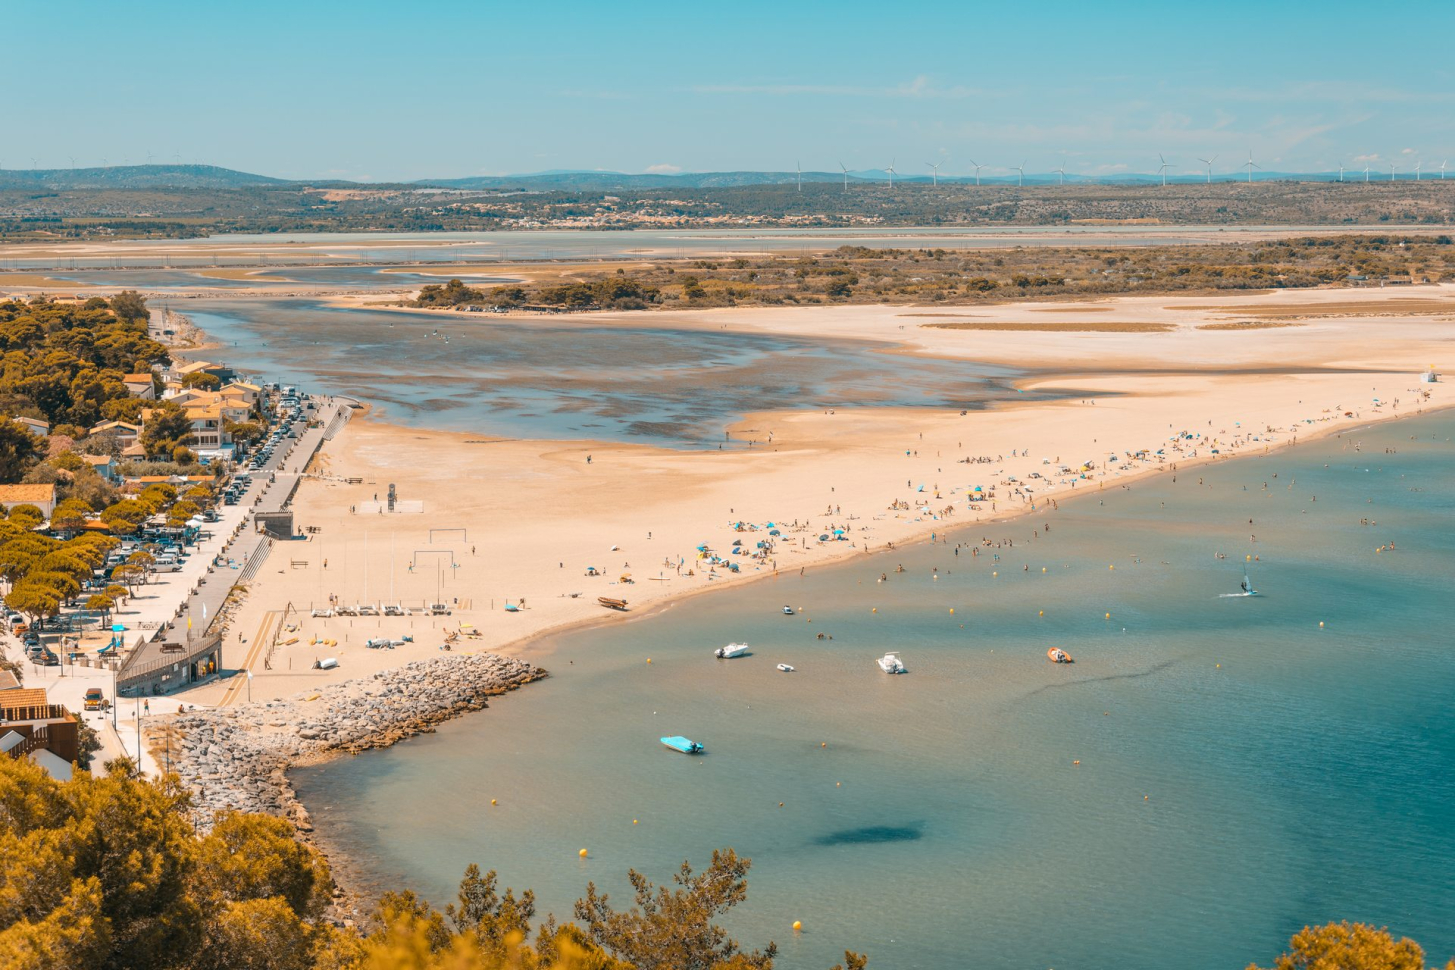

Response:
(184, 284), (1454, 705)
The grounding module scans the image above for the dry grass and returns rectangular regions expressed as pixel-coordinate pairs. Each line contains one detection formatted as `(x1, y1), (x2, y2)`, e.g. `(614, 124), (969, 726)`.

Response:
(924, 321), (1176, 333)
(1195, 321), (1306, 331)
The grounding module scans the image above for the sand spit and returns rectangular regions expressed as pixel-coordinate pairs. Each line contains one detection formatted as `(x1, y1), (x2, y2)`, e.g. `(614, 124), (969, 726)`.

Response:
(168, 654), (545, 830)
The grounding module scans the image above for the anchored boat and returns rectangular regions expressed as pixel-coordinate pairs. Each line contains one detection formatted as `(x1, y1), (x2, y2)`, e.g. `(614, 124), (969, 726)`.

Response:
(1047, 647), (1074, 664)
(877, 652), (907, 674)
(714, 643), (750, 659)
(661, 735), (704, 754)
(777, 663), (795, 672)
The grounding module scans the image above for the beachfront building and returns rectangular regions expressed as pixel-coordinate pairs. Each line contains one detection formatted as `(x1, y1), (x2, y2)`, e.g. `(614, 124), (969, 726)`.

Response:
(0, 483), (57, 518)
(0, 687), (80, 781)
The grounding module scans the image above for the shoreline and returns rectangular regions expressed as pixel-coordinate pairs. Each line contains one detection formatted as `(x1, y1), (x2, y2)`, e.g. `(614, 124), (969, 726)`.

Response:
(147, 282), (1454, 913)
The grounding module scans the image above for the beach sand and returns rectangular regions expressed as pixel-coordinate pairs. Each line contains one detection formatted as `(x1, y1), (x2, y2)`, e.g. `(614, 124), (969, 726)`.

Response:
(185, 285), (1454, 705)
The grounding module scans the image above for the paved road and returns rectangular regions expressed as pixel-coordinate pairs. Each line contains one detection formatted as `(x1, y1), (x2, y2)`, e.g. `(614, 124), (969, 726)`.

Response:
(122, 399), (348, 678)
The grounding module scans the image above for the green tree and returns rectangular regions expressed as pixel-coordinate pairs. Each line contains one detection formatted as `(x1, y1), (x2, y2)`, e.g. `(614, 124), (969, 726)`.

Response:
(140, 404), (193, 459)
(108, 291), (149, 324)
(574, 849), (776, 970)
(6, 505), (45, 530)
(4, 583), (61, 625)
(181, 372), (221, 391)
(1247, 922), (1446, 970)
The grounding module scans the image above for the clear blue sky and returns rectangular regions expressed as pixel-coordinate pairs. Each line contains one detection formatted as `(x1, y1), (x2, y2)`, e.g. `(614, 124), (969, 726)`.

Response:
(5, 0), (1452, 181)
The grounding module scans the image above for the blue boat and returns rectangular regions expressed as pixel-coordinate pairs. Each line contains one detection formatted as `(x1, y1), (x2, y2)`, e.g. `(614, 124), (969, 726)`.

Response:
(660, 735), (704, 754)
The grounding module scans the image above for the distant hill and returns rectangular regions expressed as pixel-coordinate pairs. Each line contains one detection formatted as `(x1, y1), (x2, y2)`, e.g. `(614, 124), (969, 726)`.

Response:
(0, 164), (292, 191)
(419, 170), (875, 191)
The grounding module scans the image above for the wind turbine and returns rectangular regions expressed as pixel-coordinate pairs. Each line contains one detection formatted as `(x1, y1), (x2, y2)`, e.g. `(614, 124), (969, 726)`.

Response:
(1391, 161), (1396, 181)
(1363, 164), (1370, 182)
(1243, 150), (1260, 183)
(1442, 160), (1449, 180)
(885, 159), (896, 188)
(1013, 160), (1026, 187)
(1157, 153), (1173, 186)
(1415, 160), (1421, 181)
(1053, 160), (1066, 185)
(926, 161), (942, 186)
(968, 159), (984, 185)
(1197, 155), (1218, 183)
(1338, 164), (1344, 183)
(796, 161), (802, 192)
(839, 162), (849, 192)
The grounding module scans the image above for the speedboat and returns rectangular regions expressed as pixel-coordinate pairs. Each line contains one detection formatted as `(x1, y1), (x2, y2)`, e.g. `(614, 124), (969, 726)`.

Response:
(877, 652), (907, 674)
(777, 663), (795, 672)
(661, 735), (704, 754)
(1047, 647), (1074, 664)
(714, 643), (750, 659)
(782, 605), (795, 615)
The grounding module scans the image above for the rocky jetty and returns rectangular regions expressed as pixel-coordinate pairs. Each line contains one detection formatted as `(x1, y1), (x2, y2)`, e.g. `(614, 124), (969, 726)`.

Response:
(169, 654), (545, 830)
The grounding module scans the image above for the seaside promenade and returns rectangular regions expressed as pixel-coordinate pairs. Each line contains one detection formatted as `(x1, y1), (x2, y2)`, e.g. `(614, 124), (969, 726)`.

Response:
(18, 397), (350, 774)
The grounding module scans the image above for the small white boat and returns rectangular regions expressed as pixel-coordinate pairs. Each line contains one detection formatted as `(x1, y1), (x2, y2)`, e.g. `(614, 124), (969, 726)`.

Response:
(714, 642), (750, 659)
(777, 663), (795, 672)
(782, 605), (795, 615)
(877, 652), (907, 674)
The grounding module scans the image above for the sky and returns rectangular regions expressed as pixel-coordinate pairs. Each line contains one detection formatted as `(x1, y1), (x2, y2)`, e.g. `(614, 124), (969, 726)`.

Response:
(4, 0), (1453, 182)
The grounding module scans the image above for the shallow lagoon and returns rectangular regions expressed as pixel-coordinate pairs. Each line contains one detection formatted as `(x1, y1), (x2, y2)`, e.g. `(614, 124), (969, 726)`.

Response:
(296, 412), (1455, 969)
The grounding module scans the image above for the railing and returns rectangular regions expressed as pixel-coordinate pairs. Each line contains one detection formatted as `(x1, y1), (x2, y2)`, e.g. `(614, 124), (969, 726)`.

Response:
(236, 538), (273, 584)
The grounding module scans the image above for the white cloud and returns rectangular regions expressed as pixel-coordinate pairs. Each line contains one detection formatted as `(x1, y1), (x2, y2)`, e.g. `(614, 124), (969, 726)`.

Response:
(1354, 153), (1382, 162)
(1401, 147), (1417, 154)
(645, 163), (682, 174)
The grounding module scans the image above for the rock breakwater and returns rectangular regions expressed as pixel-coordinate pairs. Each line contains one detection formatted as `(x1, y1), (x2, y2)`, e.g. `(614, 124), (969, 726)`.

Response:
(169, 654), (545, 829)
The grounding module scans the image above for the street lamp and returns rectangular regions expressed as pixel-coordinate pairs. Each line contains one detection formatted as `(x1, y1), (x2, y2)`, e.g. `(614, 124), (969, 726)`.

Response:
(246, 669), (253, 702)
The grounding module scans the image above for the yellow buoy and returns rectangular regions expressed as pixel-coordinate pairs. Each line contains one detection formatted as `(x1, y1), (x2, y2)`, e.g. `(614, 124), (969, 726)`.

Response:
(1109, 564), (1114, 570)
(779, 802), (785, 807)
(1216, 664), (1221, 668)
(579, 849), (588, 858)
(821, 742), (827, 747)
(949, 608), (954, 614)
(793, 921), (803, 932)
(647, 658), (652, 664)
(633, 819), (638, 825)
(836, 782), (841, 787)
(1319, 621), (1325, 628)
(993, 571), (998, 577)
(1105, 612), (1111, 619)
(1042, 567), (1047, 573)
(490, 798), (497, 806)
(1038, 610), (1044, 616)
(1073, 760), (1080, 766)
(871, 607), (877, 613)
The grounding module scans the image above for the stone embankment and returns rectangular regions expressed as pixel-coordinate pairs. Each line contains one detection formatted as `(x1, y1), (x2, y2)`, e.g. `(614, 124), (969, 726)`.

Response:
(169, 654), (545, 830)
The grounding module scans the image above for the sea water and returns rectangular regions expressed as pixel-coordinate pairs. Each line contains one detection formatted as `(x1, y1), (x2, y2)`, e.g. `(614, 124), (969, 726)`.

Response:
(297, 413), (1455, 969)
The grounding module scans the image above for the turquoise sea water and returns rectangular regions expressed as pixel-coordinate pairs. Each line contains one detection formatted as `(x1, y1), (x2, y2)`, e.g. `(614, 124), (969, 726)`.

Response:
(295, 413), (1455, 969)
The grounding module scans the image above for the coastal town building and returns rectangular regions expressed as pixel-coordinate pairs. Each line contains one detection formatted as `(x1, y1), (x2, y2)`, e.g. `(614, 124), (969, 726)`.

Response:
(6, 415), (50, 436)
(88, 420), (142, 452)
(0, 483), (57, 517)
(122, 373), (157, 400)
(0, 687), (80, 780)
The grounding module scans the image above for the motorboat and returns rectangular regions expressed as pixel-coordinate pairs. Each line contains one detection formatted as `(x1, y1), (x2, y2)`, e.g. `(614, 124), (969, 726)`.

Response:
(1047, 647), (1074, 664)
(714, 643), (750, 659)
(777, 663), (795, 672)
(782, 605), (795, 615)
(661, 735), (704, 754)
(877, 652), (907, 674)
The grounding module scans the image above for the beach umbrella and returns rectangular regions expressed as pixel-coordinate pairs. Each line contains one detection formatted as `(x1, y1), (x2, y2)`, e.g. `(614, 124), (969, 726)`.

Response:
(833, 528), (846, 535)
(111, 623), (125, 632)
(769, 529), (781, 536)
